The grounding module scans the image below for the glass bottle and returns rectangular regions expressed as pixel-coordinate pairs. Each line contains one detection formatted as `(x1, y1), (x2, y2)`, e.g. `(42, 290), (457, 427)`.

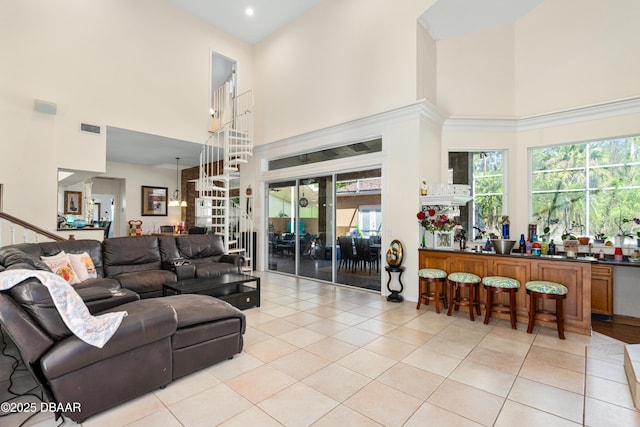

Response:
(519, 234), (526, 254)
(548, 239), (556, 256)
(541, 237), (549, 255)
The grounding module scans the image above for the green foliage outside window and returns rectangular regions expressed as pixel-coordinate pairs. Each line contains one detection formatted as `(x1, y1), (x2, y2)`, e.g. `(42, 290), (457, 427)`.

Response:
(531, 136), (640, 242)
(473, 151), (504, 237)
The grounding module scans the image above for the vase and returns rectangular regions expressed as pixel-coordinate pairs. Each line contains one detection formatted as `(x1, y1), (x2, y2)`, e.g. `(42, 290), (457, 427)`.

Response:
(637, 238), (640, 248)
(422, 230), (435, 248)
(614, 235), (624, 248)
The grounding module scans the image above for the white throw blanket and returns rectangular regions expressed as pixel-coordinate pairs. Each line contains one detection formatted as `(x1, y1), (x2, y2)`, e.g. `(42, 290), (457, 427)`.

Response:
(0, 269), (126, 348)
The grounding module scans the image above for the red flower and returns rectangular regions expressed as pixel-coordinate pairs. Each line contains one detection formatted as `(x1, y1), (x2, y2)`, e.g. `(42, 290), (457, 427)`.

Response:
(428, 209), (436, 217)
(440, 214), (447, 220)
(417, 211), (426, 220)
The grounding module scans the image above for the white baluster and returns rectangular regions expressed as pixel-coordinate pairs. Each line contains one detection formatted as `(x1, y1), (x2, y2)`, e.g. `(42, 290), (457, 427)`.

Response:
(0, 218), (3, 247)
(23, 228), (29, 243)
(10, 224), (16, 245)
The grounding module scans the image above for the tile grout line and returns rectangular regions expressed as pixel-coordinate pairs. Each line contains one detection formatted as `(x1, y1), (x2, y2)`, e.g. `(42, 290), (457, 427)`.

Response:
(583, 345), (588, 427)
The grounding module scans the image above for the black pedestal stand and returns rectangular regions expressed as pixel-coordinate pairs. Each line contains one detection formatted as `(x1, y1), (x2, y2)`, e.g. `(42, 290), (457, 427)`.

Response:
(385, 266), (405, 302)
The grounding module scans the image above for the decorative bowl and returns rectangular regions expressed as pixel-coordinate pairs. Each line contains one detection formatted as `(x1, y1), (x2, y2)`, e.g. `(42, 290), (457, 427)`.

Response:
(74, 219), (86, 228)
(491, 239), (515, 254)
(578, 237), (590, 245)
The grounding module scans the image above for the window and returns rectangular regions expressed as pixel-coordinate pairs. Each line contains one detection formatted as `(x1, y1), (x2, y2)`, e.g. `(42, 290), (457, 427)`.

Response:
(268, 139), (382, 170)
(448, 151), (505, 239)
(472, 151), (505, 237)
(531, 136), (640, 242)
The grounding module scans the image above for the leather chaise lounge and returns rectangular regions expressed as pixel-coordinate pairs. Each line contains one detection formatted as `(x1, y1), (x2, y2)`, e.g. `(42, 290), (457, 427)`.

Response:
(0, 234), (247, 422)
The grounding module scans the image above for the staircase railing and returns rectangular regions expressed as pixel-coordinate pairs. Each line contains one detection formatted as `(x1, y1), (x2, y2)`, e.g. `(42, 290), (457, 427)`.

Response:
(229, 200), (254, 272)
(0, 211), (66, 246)
(197, 89), (253, 265)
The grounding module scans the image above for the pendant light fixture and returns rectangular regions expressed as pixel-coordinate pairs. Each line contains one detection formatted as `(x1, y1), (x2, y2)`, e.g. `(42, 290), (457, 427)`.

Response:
(169, 157), (187, 207)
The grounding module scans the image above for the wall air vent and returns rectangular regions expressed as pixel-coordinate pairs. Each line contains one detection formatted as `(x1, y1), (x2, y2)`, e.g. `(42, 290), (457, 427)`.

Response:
(80, 123), (102, 135)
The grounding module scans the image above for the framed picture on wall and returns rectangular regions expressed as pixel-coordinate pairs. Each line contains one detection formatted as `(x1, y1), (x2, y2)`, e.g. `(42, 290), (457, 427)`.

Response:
(141, 186), (168, 216)
(64, 191), (82, 215)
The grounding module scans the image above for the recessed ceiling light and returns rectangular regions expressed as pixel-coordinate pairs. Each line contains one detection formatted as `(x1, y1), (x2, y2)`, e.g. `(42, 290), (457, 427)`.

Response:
(245, 7), (254, 16)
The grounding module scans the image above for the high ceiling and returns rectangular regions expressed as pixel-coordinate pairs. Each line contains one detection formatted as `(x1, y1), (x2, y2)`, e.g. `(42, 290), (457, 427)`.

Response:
(419, 0), (543, 40)
(106, 0), (543, 169)
(167, 0), (324, 44)
(166, 0), (543, 44)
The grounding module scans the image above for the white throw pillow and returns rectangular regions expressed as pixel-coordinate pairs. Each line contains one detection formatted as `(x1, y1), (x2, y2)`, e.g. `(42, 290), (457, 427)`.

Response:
(41, 251), (80, 285)
(68, 252), (98, 282)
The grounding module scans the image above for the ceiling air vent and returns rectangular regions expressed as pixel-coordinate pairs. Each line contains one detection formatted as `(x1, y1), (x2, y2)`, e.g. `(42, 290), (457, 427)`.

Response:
(80, 123), (101, 135)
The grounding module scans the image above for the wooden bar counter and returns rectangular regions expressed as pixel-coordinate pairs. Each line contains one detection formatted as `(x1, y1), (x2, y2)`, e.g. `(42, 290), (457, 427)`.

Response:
(419, 249), (592, 336)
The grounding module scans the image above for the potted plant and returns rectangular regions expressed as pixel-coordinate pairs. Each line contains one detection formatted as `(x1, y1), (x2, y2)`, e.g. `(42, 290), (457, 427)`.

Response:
(612, 213), (639, 246)
(594, 232), (607, 244)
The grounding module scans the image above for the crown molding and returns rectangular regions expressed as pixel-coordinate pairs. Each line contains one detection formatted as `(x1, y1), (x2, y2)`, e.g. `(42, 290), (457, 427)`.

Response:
(255, 100), (445, 158)
(443, 96), (640, 133)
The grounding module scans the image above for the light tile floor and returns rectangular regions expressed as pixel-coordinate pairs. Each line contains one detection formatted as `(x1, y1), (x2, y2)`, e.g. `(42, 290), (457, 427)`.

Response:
(1, 271), (640, 426)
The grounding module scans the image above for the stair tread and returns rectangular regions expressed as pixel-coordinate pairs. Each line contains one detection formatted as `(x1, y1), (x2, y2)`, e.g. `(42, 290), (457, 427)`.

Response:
(625, 345), (640, 409)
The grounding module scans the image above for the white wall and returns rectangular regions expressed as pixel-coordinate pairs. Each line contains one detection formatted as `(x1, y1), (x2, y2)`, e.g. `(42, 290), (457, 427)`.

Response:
(436, 0), (640, 118)
(416, 23), (438, 106)
(253, 0), (436, 145)
(437, 24), (516, 117)
(0, 0), (253, 232)
(105, 162), (182, 236)
(514, 0), (640, 116)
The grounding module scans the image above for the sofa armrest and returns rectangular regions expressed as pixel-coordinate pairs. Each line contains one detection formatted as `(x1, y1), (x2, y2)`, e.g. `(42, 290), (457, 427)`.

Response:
(162, 259), (196, 280)
(174, 264), (196, 280)
(75, 287), (116, 303)
(40, 300), (177, 379)
(76, 287), (140, 314)
(219, 254), (244, 269)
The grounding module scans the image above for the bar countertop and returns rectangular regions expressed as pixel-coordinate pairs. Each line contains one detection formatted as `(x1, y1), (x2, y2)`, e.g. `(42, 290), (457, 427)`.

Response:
(419, 248), (640, 268)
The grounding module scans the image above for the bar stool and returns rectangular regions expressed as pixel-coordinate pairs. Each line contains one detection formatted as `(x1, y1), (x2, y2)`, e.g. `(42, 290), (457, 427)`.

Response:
(447, 272), (482, 321)
(482, 276), (520, 329)
(525, 280), (568, 339)
(417, 268), (448, 313)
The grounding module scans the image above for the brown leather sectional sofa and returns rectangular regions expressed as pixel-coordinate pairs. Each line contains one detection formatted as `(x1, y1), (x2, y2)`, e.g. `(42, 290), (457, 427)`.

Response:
(0, 234), (247, 422)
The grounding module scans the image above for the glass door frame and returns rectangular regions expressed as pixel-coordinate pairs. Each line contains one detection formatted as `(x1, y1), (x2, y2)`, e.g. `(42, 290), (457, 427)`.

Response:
(265, 168), (382, 290)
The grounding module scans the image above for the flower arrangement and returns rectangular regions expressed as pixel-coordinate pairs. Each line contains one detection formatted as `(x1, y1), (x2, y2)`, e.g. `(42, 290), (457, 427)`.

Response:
(417, 209), (458, 233)
(614, 214), (640, 238)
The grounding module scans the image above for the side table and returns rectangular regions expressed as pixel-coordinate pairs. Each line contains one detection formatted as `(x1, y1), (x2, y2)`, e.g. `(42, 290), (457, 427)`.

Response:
(385, 266), (405, 302)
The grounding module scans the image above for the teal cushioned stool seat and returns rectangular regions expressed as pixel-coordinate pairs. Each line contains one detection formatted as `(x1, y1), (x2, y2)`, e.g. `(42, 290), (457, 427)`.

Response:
(447, 272), (482, 321)
(525, 280), (568, 339)
(418, 268), (447, 279)
(483, 276), (520, 289)
(417, 268), (448, 313)
(525, 281), (568, 295)
(448, 272), (481, 284)
(482, 276), (521, 329)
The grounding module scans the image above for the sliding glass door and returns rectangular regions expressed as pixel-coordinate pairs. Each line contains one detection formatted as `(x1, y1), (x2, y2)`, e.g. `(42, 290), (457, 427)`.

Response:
(267, 169), (381, 291)
(335, 170), (382, 290)
(297, 176), (333, 281)
(267, 181), (296, 275)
